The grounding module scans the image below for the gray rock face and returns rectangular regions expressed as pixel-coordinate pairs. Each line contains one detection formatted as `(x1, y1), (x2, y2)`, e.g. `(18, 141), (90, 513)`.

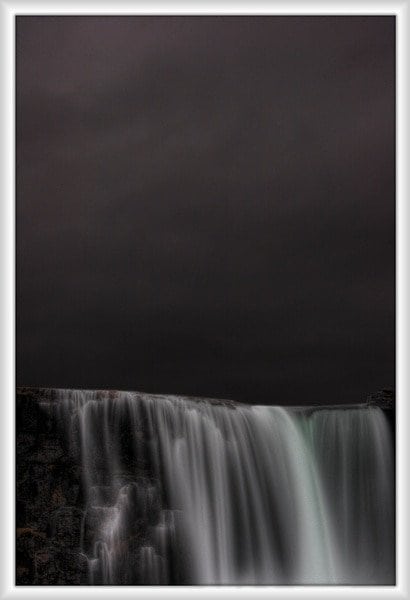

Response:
(366, 388), (395, 410)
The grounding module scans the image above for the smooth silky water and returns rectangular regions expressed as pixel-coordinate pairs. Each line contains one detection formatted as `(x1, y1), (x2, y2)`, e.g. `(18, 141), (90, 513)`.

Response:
(45, 390), (394, 585)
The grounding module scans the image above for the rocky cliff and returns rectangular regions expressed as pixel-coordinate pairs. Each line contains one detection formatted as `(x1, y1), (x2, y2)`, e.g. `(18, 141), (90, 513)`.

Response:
(16, 388), (88, 584)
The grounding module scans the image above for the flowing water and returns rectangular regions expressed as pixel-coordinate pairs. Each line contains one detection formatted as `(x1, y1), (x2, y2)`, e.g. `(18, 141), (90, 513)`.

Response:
(46, 389), (394, 585)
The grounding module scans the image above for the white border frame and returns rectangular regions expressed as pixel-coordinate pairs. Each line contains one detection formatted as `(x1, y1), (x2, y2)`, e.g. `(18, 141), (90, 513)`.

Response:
(1, 2), (408, 598)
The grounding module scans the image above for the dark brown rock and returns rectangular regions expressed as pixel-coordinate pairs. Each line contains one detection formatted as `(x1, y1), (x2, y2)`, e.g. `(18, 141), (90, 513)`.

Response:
(366, 388), (395, 410)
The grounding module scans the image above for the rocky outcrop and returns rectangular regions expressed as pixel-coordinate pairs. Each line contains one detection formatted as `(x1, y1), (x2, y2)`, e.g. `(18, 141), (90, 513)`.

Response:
(16, 387), (177, 585)
(366, 388), (395, 410)
(16, 388), (87, 584)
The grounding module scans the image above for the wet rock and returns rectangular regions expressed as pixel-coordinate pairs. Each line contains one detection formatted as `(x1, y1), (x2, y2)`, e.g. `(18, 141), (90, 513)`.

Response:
(89, 485), (119, 506)
(82, 506), (117, 553)
(17, 527), (48, 581)
(55, 550), (89, 584)
(34, 436), (65, 463)
(34, 544), (89, 584)
(34, 545), (61, 584)
(51, 507), (83, 548)
(16, 564), (32, 585)
(17, 467), (38, 501)
(187, 395), (240, 409)
(17, 388), (86, 584)
(17, 434), (37, 456)
(366, 388), (395, 409)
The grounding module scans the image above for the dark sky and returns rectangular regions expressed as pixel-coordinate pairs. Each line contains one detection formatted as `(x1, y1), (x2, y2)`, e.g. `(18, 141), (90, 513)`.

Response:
(16, 16), (395, 404)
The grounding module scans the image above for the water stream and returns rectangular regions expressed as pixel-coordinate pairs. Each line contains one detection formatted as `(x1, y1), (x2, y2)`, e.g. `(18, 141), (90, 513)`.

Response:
(48, 389), (394, 585)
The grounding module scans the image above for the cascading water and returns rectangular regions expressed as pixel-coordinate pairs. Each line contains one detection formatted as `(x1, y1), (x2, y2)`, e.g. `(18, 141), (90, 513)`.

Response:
(45, 389), (394, 585)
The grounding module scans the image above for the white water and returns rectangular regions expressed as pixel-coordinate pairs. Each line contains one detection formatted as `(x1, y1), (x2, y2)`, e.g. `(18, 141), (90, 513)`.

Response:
(49, 389), (395, 585)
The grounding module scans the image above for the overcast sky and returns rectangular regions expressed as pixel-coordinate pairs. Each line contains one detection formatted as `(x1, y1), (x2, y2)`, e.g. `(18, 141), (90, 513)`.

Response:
(16, 16), (395, 404)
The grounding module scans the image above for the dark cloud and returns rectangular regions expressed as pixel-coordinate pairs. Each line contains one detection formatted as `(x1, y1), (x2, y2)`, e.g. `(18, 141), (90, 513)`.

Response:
(16, 16), (395, 404)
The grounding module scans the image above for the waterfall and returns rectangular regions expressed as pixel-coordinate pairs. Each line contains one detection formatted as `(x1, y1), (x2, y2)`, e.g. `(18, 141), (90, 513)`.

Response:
(47, 389), (394, 585)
